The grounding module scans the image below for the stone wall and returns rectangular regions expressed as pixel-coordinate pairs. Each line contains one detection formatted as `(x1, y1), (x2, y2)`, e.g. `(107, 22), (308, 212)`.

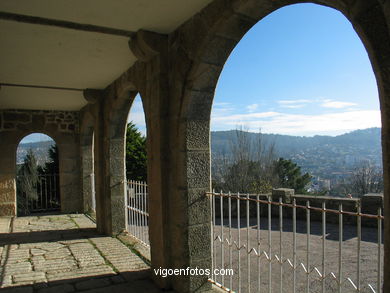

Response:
(0, 110), (79, 133)
(0, 109), (82, 216)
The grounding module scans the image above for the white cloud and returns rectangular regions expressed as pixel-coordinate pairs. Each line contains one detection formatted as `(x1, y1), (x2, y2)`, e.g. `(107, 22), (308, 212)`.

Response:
(321, 101), (357, 108)
(282, 104), (306, 109)
(278, 99), (312, 105)
(246, 103), (259, 112)
(211, 110), (381, 136)
(212, 111), (279, 122)
(277, 99), (313, 109)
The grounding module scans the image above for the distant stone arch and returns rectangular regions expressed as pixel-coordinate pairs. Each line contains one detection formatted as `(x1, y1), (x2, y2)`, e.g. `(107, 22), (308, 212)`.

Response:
(16, 133), (60, 215)
(0, 110), (82, 216)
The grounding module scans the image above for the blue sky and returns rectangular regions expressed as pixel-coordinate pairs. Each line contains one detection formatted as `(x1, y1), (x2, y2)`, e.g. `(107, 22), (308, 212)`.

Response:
(20, 133), (53, 144)
(210, 3), (380, 136)
(129, 3), (380, 137)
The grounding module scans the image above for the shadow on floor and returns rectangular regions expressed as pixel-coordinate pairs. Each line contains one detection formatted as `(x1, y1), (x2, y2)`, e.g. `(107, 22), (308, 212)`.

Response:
(0, 228), (100, 246)
(0, 214), (170, 293)
(0, 269), (170, 293)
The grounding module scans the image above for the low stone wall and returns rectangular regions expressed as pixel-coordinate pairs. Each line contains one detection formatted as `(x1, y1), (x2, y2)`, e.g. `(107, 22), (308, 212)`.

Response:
(214, 189), (383, 227)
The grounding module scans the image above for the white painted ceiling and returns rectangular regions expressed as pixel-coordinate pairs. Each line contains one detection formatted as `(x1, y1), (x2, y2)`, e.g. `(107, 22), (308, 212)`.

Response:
(0, 0), (213, 110)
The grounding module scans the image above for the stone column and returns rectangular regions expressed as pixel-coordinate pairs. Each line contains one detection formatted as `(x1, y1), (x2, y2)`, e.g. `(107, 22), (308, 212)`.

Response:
(80, 109), (96, 214)
(130, 30), (172, 289)
(0, 132), (17, 216)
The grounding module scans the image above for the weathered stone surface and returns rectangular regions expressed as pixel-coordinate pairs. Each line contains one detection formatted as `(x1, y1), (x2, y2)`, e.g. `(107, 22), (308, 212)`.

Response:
(186, 91), (213, 121)
(187, 258), (212, 293)
(187, 120), (210, 150)
(3, 112), (31, 123)
(1, 214), (155, 291)
(0, 204), (16, 216)
(200, 35), (237, 66)
(188, 224), (211, 260)
(3, 122), (15, 129)
(188, 193), (211, 226)
(187, 151), (210, 189)
(216, 12), (256, 41)
(187, 63), (222, 93)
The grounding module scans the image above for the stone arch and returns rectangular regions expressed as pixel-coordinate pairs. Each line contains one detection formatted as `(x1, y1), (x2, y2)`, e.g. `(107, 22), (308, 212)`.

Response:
(15, 132), (60, 215)
(103, 77), (151, 234)
(173, 0), (390, 291)
(105, 90), (138, 234)
(0, 110), (82, 215)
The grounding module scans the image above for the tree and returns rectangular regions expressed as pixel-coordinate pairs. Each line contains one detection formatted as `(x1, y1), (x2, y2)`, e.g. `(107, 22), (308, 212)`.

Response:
(212, 126), (278, 193)
(17, 149), (39, 215)
(38, 144), (61, 208)
(39, 145), (59, 175)
(212, 127), (312, 194)
(126, 122), (147, 181)
(344, 161), (383, 197)
(274, 158), (312, 194)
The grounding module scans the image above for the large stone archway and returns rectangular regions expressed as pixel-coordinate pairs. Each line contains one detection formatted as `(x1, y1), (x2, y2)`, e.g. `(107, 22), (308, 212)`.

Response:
(165, 0), (390, 291)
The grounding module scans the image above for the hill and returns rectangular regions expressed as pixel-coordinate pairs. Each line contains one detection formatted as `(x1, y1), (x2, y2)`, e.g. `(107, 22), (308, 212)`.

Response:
(211, 128), (382, 182)
(17, 140), (55, 166)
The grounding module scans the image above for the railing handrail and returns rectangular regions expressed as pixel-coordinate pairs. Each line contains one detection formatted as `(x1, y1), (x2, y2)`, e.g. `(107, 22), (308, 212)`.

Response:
(127, 179), (148, 187)
(209, 190), (383, 293)
(207, 191), (385, 219)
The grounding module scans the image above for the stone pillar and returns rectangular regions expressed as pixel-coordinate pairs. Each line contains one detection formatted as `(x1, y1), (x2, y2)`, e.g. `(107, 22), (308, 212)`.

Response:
(82, 91), (110, 234)
(129, 30), (172, 289)
(59, 138), (82, 212)
(108, 136), (127, 234)
(80, 109), (95, 214)
(86, 88), (133, 235)
(272, 188), (294, 203)
(0, 132), (17, 216)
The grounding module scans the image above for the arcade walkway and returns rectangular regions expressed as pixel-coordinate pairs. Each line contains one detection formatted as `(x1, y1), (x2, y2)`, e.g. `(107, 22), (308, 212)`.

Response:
(0, 214), (162, 293)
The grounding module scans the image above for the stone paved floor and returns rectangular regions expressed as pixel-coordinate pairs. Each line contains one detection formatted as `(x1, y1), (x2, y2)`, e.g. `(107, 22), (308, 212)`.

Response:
(0, 214), (163, 293)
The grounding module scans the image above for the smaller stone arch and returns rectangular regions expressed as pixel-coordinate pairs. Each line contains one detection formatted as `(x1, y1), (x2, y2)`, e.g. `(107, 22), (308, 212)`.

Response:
(102, 82), (152, 234)
(16, 133), (60, 215)
(0, 109), (82, 216)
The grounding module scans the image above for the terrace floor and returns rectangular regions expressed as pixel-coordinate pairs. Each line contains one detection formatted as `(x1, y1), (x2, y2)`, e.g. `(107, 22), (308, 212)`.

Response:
(0, 214), (163, 293)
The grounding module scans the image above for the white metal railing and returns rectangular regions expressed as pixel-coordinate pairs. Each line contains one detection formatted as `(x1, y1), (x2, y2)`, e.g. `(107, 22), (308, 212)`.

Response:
(208, 191), (384, 293)
(125, 180), (149, 247)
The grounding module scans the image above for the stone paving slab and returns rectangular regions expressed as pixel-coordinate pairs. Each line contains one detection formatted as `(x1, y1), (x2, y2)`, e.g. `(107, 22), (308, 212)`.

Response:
(0, 214), (161, 292)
